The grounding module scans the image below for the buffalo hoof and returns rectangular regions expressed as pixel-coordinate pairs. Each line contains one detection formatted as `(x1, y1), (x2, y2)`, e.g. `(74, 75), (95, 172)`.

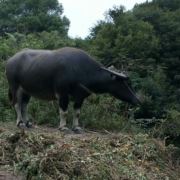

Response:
(17, 121), (33, 129)
(59, 127), (72, 134)
(72, 127), (84, 134)
(17, 121), (25, 128)
(25, 121), (33, 128)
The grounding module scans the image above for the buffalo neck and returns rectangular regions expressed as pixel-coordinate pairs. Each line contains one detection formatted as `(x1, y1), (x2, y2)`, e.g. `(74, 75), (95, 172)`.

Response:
(86, 70), (109, 94)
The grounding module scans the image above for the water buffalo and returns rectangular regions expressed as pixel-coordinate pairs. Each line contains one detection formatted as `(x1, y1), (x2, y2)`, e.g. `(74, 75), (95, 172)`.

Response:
(6, 47), (140, 133)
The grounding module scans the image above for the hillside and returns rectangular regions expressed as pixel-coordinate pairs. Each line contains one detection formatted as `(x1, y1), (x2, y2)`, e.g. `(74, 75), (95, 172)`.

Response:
(0, 122), (180, 180)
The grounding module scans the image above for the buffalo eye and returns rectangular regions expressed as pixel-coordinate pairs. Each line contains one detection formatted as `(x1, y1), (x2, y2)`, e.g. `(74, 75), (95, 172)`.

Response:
(110, 74), (117, 80)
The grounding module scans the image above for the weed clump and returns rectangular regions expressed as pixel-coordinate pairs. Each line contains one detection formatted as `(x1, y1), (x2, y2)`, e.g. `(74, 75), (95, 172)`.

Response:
(0, 124), (180, 180)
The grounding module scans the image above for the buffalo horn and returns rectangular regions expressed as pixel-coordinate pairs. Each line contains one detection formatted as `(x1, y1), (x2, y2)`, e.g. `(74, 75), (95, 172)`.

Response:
(101, 67), (128, 79)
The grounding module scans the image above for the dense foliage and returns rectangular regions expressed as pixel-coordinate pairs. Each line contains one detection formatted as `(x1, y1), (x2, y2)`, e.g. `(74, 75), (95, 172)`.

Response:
(0, 0), (180, 143)
(88, 0), (180, 120)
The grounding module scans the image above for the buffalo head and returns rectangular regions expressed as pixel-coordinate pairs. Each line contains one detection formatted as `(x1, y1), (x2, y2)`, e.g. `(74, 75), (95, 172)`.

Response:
(101, 67), (140, 105)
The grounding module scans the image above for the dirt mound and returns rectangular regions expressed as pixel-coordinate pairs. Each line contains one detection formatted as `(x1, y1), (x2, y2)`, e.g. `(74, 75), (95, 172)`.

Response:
(0, 122), (180, 180)
(0, 171), (23, 180)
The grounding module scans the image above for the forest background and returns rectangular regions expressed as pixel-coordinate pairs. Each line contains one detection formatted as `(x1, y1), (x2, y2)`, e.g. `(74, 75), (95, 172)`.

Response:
(0, 0), (180, 144)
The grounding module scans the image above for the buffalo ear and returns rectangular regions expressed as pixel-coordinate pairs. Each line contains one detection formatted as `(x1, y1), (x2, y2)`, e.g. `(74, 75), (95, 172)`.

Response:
(101, 67), (128, 80)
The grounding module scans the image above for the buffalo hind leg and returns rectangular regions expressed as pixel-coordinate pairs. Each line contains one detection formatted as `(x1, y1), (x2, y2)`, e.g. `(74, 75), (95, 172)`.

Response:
(14, 88), (31, 128)
(14, 88), (23, 127)
(21, 92), (31, 127)
(8, 84), (22, 126)
(57, 94), (71, 133)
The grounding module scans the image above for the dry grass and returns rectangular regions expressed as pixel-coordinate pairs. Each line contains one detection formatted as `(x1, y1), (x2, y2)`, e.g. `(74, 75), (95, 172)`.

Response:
(0, 122), (180, 180)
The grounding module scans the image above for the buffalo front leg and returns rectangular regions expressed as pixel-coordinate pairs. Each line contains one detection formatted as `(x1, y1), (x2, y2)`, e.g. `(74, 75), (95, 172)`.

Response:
(72, 85), (90, 134)
(73, 109), (80, 128)
(58, 94), (70, 132)
(59, 109), (68, 130)
(72, 100), (84, 134)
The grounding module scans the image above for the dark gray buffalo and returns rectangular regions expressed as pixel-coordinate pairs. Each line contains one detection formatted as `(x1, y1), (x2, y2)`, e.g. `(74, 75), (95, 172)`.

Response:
(6, 47), (140, 133)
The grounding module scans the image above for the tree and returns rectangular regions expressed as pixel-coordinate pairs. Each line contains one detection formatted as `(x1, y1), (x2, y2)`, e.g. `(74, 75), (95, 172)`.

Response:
(90, 7), (159, 68)
(0, 0), (70, 35)
(134, 0), (180, 88)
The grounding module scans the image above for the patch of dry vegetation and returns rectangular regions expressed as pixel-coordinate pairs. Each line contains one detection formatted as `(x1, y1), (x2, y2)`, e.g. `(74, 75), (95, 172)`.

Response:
(0, 123), (180, 180)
